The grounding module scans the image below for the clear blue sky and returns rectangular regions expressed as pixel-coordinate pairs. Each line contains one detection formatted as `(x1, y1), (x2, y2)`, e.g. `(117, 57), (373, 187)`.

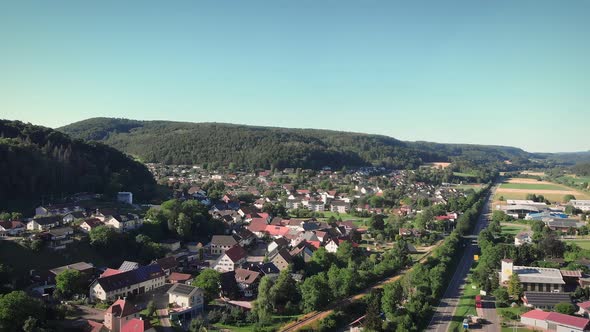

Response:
(1, 1), (588, 152)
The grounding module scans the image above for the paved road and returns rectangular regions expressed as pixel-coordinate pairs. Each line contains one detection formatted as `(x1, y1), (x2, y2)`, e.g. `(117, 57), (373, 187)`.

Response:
(426, 185), (498, 332)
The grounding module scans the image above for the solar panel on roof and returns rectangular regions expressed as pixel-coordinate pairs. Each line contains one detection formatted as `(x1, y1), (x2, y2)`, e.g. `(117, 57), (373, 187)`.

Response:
(172, 284), (195, 296)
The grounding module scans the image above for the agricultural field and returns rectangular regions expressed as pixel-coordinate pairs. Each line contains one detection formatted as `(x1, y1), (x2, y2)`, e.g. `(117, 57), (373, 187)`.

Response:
(494, 177), (590, 203)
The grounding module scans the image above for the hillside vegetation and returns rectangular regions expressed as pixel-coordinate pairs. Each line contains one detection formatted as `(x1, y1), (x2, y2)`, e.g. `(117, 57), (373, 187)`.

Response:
(59, 118), (534, 171)
(0, 120), (157, 206)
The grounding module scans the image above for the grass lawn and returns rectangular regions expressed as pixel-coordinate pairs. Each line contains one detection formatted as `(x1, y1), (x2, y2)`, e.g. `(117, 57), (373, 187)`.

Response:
(453, 172), (478, 178)
(448, 280), (479, 332)
(501, 328), (534, 332)
(500, 183), (569, 190)
(501, 223), (530, 236)
(565, 240), (590, 250)
(319, 211), (369, 226)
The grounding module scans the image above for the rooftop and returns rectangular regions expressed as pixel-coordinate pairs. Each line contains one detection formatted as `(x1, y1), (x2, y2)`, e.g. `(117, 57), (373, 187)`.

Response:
(513, 265), (565, 285)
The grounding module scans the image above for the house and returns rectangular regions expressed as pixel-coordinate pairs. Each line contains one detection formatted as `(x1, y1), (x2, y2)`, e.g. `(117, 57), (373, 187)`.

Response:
(210, 235), (239, 255)
(49, 262), (94, 284)
(104, 214), (143, 233)
(90, 264), (165, 302)
(104, 299), (141, 332)
(330, 200), (350, 213)
(213, 245), (248, 272)
(121, 318), (155, 332)
(47, 226), (74, 250)
(515, 232), (533, 247)
(80, 218), (103, 233)
(0, 220), (25, 236)
(270, 249), (292, 271)
(118, 261), (140, 272)
(168, 272), (192, 284)
(501, 259), (565, 292)
(248, 218), (270, 237)
(571, 200), (590, 212)
(545, 219), (586, 232)
(520, 309), (590, 332)
(167, 283), (204, 322)
(577, 301), (590, 317)
(153, 256), (178, 276)
(289, 242), (315, 263)
(27, 215), (62, 231)
(85, 320), (108, 332)
(35, 204), (83, 217)
(325, 238), (342, 253)
(267, 238), (289, 254)
(308, 201), (325, 212)
(234, 268), (261, 298)
(233, 228), (255, 247)
(522, 291), (571, 310)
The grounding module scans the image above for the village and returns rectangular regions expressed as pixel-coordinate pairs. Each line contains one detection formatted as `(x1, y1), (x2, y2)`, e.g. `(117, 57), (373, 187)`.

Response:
(0, 164), (479, 332)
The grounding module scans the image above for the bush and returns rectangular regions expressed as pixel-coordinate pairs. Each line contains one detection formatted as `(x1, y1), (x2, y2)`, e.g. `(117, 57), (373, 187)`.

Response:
(207, 309), (222, 324)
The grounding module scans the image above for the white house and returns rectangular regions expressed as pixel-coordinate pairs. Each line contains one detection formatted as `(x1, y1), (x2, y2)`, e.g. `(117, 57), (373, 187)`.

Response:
(167, 283), (204, 322)
(90, 265), (165, 302)
(104, 299), (141, 332)
(213, 245), (247, 272)
(514, 231), (533, 247)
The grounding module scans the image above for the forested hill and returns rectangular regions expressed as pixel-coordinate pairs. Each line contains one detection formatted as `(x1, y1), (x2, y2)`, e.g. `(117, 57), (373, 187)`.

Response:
(59, 117), (533, 170)
(0, 120), (157, 204)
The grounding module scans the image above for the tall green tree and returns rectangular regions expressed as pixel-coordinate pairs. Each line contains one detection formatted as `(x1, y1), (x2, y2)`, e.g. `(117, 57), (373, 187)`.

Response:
(192, 269), (221, 302)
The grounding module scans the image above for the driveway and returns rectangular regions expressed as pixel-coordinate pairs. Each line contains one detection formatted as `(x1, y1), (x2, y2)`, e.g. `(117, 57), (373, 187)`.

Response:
(157, 308), (173, 332)
(72, 304), (106, 322)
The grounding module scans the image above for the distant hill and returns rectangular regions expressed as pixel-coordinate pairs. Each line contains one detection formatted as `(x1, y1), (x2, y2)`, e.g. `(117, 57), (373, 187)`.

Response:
(0, 119), (157, 205)
(58, 117), (534, 171)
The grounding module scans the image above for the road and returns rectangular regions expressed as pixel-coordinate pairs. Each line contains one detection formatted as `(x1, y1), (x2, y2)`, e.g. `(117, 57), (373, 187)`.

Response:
(426, 185), (498, 332)
(279, 243), (443, 332)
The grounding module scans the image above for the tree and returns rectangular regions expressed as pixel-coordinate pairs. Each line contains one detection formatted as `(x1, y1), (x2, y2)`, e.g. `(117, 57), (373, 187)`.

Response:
(55, 269), (83, 298)
(555, 302), (576, 315)
(89, 225), (117, 247)
(564, 194), (576, 202)
(146, 300), (156, 318)
(493, 287), (509, 306)
(254, 276), (275, 323)
(364, 289), (383, 331)
(382, 281), (404, 320)
(0, 291), (45, 332)
(507, 274), (523, 300)
(22, 316), (39, 332)
(176, 212), (192, 239)
(189, 316), (207, 332)
(269, 270), (300, 312)
(193, 269), (221, 302)
(299, 273), (331, 312)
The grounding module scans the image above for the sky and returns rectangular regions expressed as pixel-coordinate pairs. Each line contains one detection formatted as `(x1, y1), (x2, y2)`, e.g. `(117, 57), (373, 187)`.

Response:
(1, 1), (588, 153)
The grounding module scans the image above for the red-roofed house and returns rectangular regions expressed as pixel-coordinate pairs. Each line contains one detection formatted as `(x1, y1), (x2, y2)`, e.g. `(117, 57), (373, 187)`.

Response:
(248, 218), (269, 237)
(85, 320), (107, 332)
(100, 268), (122, 278)
(121, 318), (155, 332)
(578, 301), (590, 317)
(104, 299), (141, 332)
(213, 245), (248, 272)
(264, 225), (290, 238)
(168, 272), (192, 284)
(521, 309), (590, 331)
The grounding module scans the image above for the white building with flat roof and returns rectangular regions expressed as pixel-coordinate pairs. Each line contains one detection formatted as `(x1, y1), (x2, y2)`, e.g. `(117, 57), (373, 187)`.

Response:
(571, 200), (590, 212)
(501, 259), (565, 292)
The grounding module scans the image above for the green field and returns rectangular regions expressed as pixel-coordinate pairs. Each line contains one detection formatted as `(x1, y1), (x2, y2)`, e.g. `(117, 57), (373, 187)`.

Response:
(565, 240), (590, 250)
(319, 211), (370, 226)
(455, 184), (484, 192)
(453, 172), (478, 178)
(500, 183), (569, 190)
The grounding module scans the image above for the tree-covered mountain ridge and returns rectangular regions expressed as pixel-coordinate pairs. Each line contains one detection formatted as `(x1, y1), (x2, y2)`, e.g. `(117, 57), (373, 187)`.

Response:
(0, 119), (157, 204)
(59, 117), (535, 170)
